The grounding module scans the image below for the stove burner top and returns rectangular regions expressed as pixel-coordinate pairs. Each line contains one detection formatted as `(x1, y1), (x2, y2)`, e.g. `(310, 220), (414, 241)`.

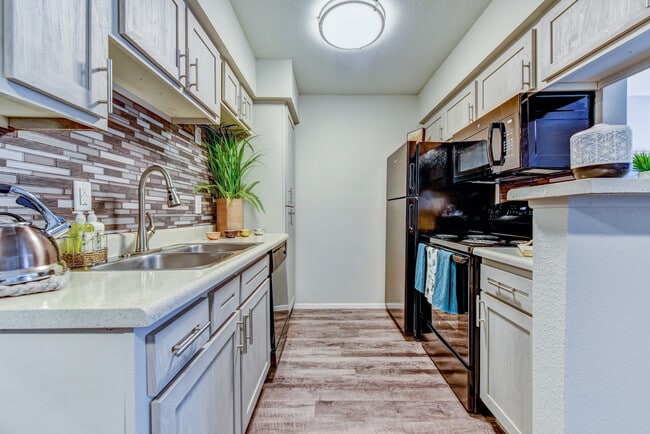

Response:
(464, 234), (500, 241)
(460, 238), (504, 247)
(432, 234), (459, 240)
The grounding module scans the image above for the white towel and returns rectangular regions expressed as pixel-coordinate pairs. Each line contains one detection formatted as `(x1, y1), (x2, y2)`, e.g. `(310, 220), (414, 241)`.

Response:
(424, 246), (438, 302)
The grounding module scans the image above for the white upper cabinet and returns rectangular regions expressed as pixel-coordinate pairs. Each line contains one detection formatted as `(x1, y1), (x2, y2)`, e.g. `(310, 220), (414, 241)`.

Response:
(185, 9), (221, 116)
(1, 0), (110, 128)
(239, 86), (253, 129)
(444, 81), (476, 140)
(118, 0), (184, 85)
(222, 61), (240, 115)
(424, 112), (445, 142)
(538, 0), (650, 82)
(477, 30), (536, 117)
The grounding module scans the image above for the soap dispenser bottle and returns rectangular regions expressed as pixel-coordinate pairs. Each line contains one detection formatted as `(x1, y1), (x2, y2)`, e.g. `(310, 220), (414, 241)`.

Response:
(71, 211), (94, 253)
(87, 210), (105, 249)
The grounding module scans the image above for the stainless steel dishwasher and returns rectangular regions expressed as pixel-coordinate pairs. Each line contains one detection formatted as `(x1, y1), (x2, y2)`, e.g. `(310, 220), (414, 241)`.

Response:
(269, 241), (292, 371)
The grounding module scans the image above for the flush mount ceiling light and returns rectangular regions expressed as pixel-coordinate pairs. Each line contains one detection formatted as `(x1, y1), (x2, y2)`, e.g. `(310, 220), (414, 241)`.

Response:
(318, 0), (386, 50)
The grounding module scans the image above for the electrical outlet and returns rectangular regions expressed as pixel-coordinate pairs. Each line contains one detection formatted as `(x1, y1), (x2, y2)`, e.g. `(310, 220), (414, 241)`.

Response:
(194, 126), (202, 144)
(73, 181), (92, 211)
(194, 195), (202, 214)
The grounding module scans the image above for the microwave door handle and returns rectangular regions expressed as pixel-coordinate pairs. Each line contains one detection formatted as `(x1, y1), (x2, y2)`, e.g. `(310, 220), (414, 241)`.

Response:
(489, 122), (507, 166)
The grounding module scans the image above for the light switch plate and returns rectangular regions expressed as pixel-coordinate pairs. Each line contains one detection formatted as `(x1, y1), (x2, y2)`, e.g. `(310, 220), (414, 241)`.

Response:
(73, 181), (92, 211)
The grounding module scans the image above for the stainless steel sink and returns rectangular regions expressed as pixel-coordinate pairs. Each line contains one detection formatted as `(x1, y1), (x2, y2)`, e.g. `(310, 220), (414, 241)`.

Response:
(164, 242), (257, 254)
(92, 252), (233, 271)
(88, 242), (259, 271)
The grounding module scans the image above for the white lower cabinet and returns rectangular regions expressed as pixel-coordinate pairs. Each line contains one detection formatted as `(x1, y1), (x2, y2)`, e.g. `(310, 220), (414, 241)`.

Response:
(151, 263), (271, 434)
(151, 313), (240, 434)
(479, 262), (532, 434)
(239, 278), (271, 431)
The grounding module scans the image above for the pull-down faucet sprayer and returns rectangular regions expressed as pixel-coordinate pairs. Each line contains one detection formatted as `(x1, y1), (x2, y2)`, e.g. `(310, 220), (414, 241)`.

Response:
(135, 165), (181, 253)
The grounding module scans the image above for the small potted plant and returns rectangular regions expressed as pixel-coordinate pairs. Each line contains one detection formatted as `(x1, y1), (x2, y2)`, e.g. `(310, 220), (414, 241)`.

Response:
(633, 151), (650, 179)
(195, 125), (264, 233)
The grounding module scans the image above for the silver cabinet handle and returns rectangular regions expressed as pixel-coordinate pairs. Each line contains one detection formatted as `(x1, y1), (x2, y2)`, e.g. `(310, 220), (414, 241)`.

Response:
(468, 102), (474, 122)
(246, 308), (253, 345)
(96, 58), (113, 114)
(439, 126), (443, 141)
(521, 60), (532, 90)
(178, 51), (187, 82)
(487, 277), (521, 295)
(288, 187), (293, 206)
(188, 58), (198, 90)
(237, 317), (247, 354)
(476, 295), (485, 328)
(171, 321), (210, 356)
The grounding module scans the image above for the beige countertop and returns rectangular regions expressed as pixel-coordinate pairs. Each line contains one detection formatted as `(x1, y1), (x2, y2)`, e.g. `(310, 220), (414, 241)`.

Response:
(473, 246), (533, 271)
(0, 232), (287, 330)
(507, 177), (650, 201)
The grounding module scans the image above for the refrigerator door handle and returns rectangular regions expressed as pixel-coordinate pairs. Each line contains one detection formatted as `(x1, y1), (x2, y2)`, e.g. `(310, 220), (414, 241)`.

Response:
(408, 163), (415, 192)
(408, 203), (415, 232)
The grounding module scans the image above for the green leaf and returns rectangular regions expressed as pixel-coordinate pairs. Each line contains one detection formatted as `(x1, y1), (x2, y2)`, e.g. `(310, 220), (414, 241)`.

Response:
(196, 124), (266, 212)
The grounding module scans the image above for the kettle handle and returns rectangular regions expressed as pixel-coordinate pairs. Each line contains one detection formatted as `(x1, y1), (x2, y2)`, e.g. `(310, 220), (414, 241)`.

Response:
(0, 212), (26, 222)
(0, 184), (70, 238)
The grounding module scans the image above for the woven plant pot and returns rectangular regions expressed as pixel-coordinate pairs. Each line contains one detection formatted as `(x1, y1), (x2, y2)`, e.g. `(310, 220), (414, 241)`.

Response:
(216, 198), (243, 233)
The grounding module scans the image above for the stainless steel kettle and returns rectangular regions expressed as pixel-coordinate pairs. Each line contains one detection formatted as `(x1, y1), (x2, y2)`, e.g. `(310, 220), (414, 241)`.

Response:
(0, 185), (70, 286)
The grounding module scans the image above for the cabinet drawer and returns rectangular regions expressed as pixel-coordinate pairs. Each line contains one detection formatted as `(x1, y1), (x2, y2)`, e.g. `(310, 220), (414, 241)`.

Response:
(241, 255), (270, 303)
(209, 276), (240, 335)
(147, 298), (210, 396)
(480, 264), (532, 314)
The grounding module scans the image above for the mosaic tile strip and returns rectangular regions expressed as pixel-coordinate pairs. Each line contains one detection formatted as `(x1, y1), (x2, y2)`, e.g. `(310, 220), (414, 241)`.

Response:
(0, 93), (214, 232)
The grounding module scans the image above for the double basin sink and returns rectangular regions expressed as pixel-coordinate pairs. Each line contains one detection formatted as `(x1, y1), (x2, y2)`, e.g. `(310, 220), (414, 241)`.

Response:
(91, 242), (258, 271)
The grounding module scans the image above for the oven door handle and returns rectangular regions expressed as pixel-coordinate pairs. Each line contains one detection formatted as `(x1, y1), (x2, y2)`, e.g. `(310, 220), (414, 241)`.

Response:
(488, 122), (507, 167)
(452, 254), (468, 264)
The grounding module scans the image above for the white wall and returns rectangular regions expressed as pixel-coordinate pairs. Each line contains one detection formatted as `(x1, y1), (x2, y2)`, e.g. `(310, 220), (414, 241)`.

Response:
(294, 95), (418, 306)
(418, 0), (553, 122)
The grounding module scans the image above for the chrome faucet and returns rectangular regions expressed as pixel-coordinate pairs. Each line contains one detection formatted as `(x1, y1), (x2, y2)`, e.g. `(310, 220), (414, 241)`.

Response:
(136, 165), (182, 253)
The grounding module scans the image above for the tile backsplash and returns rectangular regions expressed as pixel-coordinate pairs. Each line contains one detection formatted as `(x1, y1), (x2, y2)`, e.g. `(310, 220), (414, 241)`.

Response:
(0, 92), (214, 232)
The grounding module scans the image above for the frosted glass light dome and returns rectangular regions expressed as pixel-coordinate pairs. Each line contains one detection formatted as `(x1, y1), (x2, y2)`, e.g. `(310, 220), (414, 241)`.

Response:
(318, 0), (386, 50)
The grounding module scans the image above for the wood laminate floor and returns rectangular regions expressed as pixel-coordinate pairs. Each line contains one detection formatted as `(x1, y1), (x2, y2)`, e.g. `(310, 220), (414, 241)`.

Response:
(247, 309), (502, 434)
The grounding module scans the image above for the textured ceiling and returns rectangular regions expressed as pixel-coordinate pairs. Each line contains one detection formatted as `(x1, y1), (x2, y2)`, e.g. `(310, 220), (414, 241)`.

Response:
(230, 0), (491, 95)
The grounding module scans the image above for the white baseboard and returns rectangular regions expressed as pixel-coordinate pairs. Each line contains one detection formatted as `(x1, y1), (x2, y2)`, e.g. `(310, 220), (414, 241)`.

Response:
(293, 303), (386, 310)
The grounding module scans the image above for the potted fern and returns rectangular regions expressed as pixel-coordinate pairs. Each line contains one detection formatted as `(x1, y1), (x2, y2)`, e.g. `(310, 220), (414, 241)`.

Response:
(195, 125), (264, 233)
(633, 151), (650, 179)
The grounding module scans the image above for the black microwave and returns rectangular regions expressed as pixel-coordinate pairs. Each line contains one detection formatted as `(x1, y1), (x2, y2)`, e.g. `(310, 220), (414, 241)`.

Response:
(450, 91), (595, 183)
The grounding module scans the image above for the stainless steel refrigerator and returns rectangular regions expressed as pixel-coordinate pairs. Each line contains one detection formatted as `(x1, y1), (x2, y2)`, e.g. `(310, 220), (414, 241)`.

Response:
(385, 141), (448, 336)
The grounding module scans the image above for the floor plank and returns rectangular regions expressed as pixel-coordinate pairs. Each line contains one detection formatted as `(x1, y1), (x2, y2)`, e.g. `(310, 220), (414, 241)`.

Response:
(247, 309), (502, 434)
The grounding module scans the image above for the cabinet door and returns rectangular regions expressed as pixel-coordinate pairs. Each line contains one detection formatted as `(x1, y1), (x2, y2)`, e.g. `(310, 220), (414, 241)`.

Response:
(151, 313), (241, 434)
(479, 292), (532, 434)
(444, 81), (476, 140)
(424, 112), (445, 142)
(222, 61), (239, 114)
(285, 116), (296, 307)
(538, 0), (650, 82)
(119, 0), (184, 84)
(3, 0), (109, 118)
(240, 278), (271, 432)
(239, 87), (253, 128)
(477, 30), (535, 117)
(186, 9), (221, 116)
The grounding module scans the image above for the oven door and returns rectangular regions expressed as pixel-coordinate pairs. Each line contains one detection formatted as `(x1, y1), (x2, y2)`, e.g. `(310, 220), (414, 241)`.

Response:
(417, 244), (480, 412)
(450, 140), (492, 183)
(420, 248), (471, 366)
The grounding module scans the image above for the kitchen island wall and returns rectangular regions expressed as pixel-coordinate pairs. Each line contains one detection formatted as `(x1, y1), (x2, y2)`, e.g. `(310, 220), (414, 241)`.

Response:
(0, 93), (213, 232)
(294, 95), (418, 307)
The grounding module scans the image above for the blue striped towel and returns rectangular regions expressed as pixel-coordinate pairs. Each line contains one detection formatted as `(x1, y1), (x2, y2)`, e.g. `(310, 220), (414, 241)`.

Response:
(414, 243), (426, 293)
(432, 250), (459, 314)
